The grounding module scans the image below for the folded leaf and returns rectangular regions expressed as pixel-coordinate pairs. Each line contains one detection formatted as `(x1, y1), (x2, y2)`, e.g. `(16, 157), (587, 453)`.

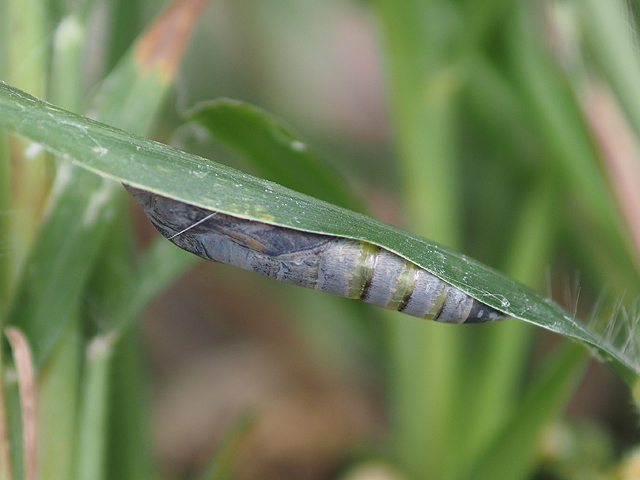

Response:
(0, 82), (637, 385)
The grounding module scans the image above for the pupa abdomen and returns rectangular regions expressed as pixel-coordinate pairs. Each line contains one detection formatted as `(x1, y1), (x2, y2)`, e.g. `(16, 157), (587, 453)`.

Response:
(126, 186), (505, 323)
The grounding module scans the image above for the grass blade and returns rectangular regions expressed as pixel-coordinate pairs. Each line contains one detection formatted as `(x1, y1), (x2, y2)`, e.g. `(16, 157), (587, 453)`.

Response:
(464, 343), (588, 480)
(72, 335), (115, 480)
(187, 99), (364, 211)
(0, 82), (637, 385)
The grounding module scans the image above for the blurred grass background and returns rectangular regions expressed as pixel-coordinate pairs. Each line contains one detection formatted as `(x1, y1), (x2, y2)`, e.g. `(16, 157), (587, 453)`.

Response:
(1, 0), (640, 479)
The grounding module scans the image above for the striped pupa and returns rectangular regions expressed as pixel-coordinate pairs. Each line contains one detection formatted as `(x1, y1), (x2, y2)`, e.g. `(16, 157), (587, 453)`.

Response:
(126, 186), (506, 323)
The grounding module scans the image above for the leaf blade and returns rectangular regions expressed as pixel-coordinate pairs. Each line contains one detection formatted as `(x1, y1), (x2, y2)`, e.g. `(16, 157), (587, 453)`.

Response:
(0, 82), (637, 384)
(187, 99), (365, 211)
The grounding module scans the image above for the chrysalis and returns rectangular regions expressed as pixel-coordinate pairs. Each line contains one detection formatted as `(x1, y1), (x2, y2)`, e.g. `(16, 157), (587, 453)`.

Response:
(126, 186), (505, 323)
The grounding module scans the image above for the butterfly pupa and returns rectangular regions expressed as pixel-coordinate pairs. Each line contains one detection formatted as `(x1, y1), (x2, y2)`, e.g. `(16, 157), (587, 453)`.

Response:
(126, 186), (506, 323)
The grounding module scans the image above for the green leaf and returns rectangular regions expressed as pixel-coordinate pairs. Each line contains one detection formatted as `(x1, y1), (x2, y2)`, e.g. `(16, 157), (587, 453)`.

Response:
(578, 0), (640, 140)
(187, 99), (364, 211)
(5, 169), (119, 366)
(72, 334), (115, 480)
(0, 82), (637, 385)
(106, 327), (152, 480)
(507, 4), (640, 282)
(113, 238), (199, 327)
(4, 0), (203, 367)
(464, 342), (588, 480)
(37, 315), (83, 480)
